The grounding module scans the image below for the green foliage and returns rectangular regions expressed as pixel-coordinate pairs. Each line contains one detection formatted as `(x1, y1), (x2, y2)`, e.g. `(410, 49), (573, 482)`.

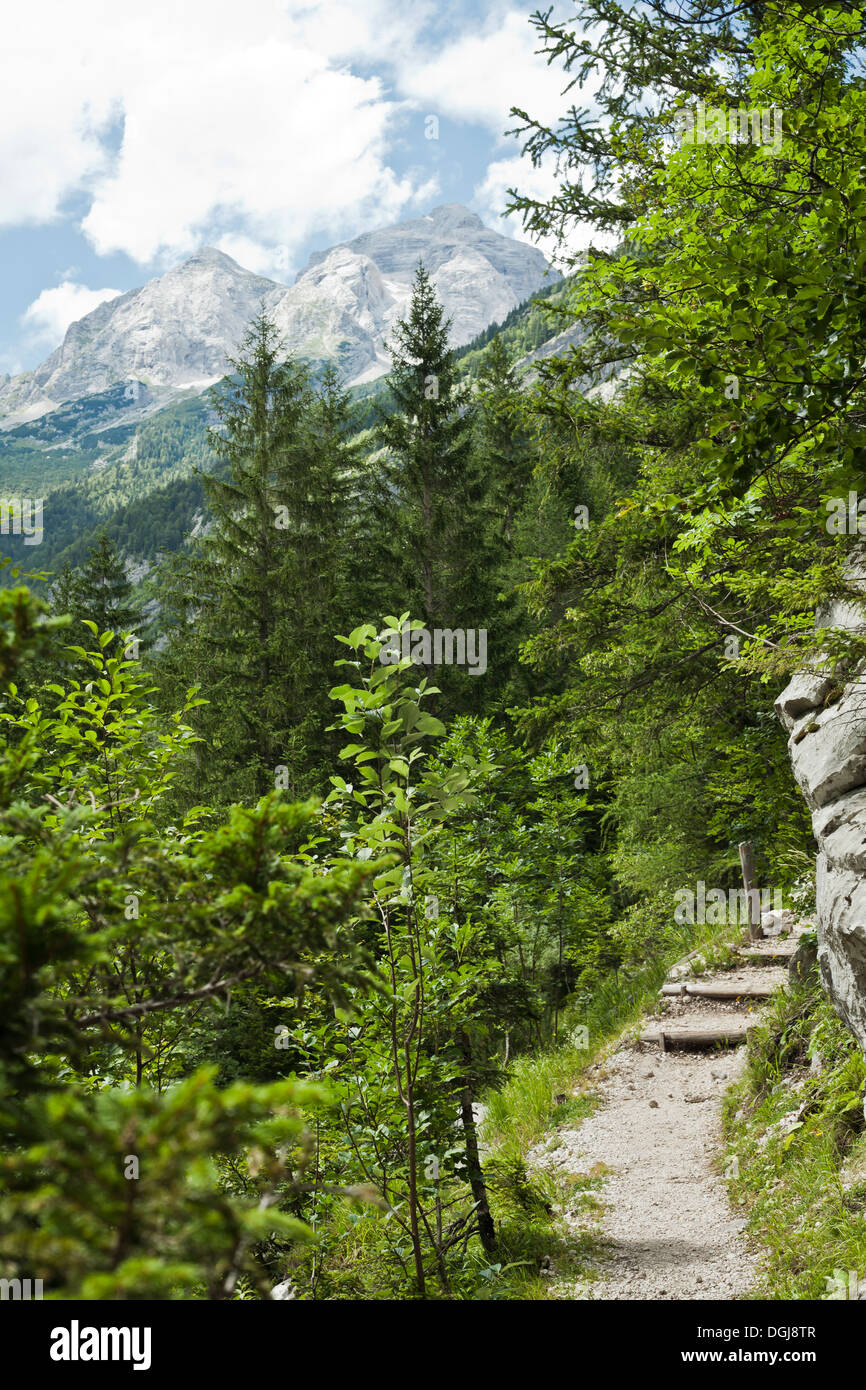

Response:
(359, 269), (493, 664)
(317, 616), (500, 1292)
(6, 2), (866, 1299)
(159, 314), (359, 802)
(0, 588), (381, 1298)
(0, 1071), (326, 1300)
(724, 978), (866, 1299)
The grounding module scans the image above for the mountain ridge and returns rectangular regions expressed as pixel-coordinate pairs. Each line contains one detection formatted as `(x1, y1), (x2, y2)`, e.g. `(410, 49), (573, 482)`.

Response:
(0, 273), (574, 588)
(0, 203), (553, 427)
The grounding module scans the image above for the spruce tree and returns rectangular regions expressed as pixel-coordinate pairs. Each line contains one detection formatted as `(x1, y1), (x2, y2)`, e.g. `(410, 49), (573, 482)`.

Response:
(369, 265), (479, 621)
(360, 266), (502, 710)
(68, 534), (141, 654)
(162, 312), (355, 802)
(475, 334), (535, 555)
(305, 361), (360, 630)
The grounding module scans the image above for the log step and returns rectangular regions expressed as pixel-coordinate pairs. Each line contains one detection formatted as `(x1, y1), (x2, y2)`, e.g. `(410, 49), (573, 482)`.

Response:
(736, 949), (796, 965)
(641, 1026), (755, 1051)
(659, 981), (776, 1000)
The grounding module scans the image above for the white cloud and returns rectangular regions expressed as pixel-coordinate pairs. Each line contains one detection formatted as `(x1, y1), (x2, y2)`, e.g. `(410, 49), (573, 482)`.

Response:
(81, 43), (420, 266)
(1, 0), (586, 311)
(475, 152), (618, 269)
(215, 234), (288, 281)
(474, 156), (566, 264)
(281, 0), (436, 67)
(0, 54), (112, 228)
(21, 281), (122, 350)
(0, 0), (437, 269)
(397, 9), (573, 136)
(398, 6), (602, 267)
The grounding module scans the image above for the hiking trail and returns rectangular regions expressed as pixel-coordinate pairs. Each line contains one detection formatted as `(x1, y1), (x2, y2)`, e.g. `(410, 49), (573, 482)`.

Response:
(529, 919), (804, 1300)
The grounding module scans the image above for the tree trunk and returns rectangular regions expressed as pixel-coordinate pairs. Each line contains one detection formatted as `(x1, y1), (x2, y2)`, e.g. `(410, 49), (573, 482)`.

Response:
(456, 1029), (496, 1257)
(404, 1067), (427, 1296)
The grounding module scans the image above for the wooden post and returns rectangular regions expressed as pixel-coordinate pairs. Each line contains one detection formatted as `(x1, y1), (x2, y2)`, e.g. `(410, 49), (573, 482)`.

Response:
(738, 840), (764, 941)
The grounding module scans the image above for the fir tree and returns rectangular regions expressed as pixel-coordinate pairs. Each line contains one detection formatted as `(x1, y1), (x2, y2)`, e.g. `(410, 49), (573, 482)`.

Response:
(68, 534), (141, 655)
(359, 266), (503, 710)
(162, 313), (355, 801)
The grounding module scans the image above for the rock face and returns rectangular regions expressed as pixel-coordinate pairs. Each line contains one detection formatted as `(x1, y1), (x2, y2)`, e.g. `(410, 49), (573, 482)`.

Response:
(776, 562), (866, 1050)
(0, 249), (280, 423)
(0, 204), (552, 425)
(273, 203), (551, 384)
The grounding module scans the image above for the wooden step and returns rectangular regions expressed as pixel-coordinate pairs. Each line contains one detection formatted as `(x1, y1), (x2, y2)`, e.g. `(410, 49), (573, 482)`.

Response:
(660, 981), (776, 1000)
(641, 1025), (755, 1051)
(736, 949), (797, 965)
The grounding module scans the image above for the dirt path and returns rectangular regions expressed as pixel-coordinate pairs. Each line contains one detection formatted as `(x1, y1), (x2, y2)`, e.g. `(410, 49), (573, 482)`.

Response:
(530, 932), (800, 1300)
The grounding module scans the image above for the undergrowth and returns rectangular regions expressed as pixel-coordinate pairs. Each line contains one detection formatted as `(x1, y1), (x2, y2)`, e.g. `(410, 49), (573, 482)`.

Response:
(723, 968), (866, 1299)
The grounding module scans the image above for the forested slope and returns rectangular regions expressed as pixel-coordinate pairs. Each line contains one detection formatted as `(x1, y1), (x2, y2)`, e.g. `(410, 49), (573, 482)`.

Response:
(0, 276), (568, 587)
(2, 0), (866, 1308)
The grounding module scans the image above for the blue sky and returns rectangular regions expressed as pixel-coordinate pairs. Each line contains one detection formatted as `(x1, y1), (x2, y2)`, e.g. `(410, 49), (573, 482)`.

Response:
(0, 0), (588, 377)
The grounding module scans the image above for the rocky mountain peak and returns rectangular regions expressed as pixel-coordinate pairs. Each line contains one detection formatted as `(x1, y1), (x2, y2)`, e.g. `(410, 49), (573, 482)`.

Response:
(427, 203), (486, 231)
(0, 204), (553, 426)
(172, 246), (246, 274)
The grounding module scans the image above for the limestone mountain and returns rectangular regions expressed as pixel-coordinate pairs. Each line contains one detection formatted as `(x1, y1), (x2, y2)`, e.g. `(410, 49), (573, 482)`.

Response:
(0, 249), (277, 427)
(274, 203), (552, 383)
(0, 204), (552, 428)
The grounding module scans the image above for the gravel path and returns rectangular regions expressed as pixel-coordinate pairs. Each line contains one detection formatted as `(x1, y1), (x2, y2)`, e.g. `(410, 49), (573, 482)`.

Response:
(531, 938), (798, 1301)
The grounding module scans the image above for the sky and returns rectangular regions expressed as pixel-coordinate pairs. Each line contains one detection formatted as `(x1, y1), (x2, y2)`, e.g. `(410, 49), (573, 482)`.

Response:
(0, 0), (591, 377)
